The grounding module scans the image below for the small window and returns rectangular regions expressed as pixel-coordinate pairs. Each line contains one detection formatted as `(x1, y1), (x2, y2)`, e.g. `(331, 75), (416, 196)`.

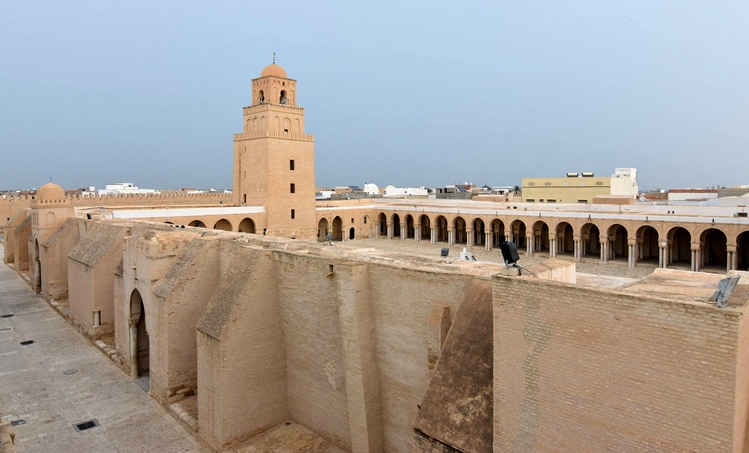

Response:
(243, 194), (247, 204)
(364, 217), (367, 224)
(290, 183), (295, 193)
(547, 199), (556, 203)
(284, 128), (289, 132)
(291, 209), (295, 219)
(351, 218), (354, 223)
(539, 199), (544, 203)
(578, 199), (587, 204)
(93, 311), (101, 327)
(595, 181), (604, 186)
(526, 199), (535, 203)
(290, 160), (295, 170)
(528, 182), (536, 186)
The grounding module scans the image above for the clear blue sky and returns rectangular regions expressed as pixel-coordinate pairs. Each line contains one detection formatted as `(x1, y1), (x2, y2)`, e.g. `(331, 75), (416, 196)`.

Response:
(1, 1), (747, 191)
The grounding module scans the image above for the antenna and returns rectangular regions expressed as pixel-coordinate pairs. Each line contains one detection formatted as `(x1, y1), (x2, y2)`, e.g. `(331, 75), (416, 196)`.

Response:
(273, 52), (276, 64)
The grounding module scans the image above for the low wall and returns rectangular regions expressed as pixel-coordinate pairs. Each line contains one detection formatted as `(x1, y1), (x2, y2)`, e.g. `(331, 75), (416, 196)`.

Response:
(493, 274), (744, 453)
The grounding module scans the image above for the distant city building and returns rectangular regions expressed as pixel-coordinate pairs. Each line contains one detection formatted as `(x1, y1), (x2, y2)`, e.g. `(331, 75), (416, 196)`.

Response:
(383, 185), (429, 198)
(97, 183), (159, 196)
(668, 189), (718, 202)
(522, 168), (638, 204)
(435, 184), (473, 200)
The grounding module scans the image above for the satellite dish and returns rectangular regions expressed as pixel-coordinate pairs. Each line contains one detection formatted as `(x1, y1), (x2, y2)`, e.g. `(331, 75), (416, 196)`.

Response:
(712, 275), (740, 308)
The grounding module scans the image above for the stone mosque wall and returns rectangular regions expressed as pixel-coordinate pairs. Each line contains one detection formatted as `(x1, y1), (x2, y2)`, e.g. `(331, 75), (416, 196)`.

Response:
(5, 215), (749, 452)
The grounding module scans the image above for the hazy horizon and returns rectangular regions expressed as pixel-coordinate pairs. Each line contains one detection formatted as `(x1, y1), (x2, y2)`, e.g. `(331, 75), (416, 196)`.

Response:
(2, 1), (747, 192)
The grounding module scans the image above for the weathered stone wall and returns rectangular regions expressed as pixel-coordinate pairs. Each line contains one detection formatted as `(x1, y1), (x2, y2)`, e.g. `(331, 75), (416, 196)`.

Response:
(39, 218), (82, 301)
(492, 274), (742, 453)
(3, 210), (28, 264)
(67, 223), (128, 340)
(157, 239), (220, 404)
(193, 238), (575, 453)
(197, 245), (289, 451)
(12, 215), (31, 271)
(274, 252), (352, 449)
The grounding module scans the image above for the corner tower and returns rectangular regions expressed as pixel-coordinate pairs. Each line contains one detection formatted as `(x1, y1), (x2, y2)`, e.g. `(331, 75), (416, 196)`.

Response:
(232, 63), (316, 240)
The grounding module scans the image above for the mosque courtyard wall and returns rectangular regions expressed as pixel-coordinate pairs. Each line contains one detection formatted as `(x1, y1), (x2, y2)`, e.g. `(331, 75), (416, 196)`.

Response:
(5, 207), (749, 452)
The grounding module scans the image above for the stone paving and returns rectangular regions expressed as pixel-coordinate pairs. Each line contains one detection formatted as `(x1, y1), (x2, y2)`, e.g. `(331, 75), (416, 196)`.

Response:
(0, 245), (207, 453)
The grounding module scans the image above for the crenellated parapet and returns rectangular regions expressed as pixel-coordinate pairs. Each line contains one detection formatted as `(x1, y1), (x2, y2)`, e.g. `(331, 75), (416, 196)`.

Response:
(233, 130), (314, 142)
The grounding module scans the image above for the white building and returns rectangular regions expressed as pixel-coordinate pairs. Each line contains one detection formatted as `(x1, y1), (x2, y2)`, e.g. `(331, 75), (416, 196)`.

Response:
(383, 185), (429, 197)
(97, 183), (159, 196)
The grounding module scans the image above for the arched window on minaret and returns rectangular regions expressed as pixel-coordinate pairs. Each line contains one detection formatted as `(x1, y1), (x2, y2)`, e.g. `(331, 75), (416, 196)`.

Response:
(279, 90), (287, 105)
(258, 90), (265, 104)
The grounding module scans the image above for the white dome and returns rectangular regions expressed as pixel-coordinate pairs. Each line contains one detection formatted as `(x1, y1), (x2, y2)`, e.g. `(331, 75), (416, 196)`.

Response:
(363, 183), (379, 195)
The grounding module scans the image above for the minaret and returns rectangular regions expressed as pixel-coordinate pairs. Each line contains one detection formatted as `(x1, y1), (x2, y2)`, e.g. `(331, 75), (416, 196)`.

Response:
(232, 61), (316, 240)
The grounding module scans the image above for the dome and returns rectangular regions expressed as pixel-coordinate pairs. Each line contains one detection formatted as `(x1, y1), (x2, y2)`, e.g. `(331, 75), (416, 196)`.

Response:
(37, 182), (65, 201)
(260, 64), (287, 78)
(363, 183), (379, 195)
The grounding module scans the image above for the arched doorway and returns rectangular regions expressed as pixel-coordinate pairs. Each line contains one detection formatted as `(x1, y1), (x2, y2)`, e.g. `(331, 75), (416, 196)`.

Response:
(332, 216), (343, 241)
(392, 214), (401, 238)
(405, 215), (415, 239)
(556, 222), (574, 255)
(436, 216), (448, 242)
(189, 220), (206, 228)
(532, 221), (550, 253)
(509, 220), (526, 249)
(738, 231), (749, 271)
(667, 227), (691, 268)
(377, 212), (387, 237)
(238, 218), (256, 234)
(607, 224), (628, 262)
(701, 228), (727, 272)
(581, 223), (600, 257)
(129, 289), (149, 382)
(472, 219), (485, 246)
(318, 218), (329, 241)
(419, 215), (431, 240)
(349, 227), (355, 240)
(491, 219), (505, 247)
(454, 217), (467, 244)
(378, 213), (387, 237)
(636, 226), (659, 264)
(214, 219), (232, 231)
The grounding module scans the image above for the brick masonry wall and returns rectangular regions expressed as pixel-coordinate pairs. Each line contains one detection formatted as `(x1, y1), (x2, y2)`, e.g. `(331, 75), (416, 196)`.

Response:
(493, 274), (742, 453)
(274, 252), (352, 450)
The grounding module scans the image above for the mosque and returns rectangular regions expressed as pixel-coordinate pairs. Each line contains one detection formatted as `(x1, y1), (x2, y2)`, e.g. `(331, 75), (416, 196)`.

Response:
(3, 62), (749, 453)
